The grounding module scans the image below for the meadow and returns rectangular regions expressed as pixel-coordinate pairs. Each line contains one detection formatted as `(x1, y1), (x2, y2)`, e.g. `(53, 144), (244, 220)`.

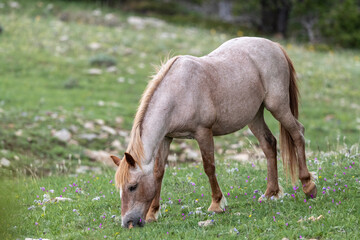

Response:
(0, 0), (359, 239)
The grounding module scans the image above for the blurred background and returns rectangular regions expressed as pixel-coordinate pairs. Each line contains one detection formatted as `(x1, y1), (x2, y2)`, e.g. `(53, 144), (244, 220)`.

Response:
(0, 0), (359, 177)
(73, 0), (360, 48)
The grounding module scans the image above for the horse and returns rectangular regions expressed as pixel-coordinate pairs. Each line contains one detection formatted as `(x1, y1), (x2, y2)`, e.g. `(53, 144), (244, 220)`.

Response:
(110, 37), (317, 228)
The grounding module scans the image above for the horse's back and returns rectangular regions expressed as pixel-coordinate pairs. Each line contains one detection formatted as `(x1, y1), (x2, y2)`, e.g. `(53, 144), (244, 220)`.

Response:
(165, 37), (290, 136)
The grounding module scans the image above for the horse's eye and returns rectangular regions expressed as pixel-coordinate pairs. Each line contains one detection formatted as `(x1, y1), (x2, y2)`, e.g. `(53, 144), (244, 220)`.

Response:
(129, 184), (138, 192)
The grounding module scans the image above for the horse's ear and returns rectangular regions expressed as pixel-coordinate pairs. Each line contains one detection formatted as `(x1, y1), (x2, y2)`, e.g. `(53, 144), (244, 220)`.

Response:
(110, 155), (121, 166)
(124, 152), (136, 168)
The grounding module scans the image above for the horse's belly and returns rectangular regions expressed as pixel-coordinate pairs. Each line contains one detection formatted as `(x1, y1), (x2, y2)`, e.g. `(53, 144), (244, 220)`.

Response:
(211, 94), (263, 136)
(211, 115), (254, 136)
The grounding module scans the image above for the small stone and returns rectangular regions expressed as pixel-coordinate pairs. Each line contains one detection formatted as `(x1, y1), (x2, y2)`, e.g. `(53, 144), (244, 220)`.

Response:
(87, 68), (102, 75)
(0, 158), (11, 167)
(88, 42), (101, 50)
(53, 129), (71, 142)
(79, 133), (98, 141)
(101, 126), (117, 135)
(111, 139), (123, 150)
(52, 197), (72, 202)
(198, 219), (213, 227)
(15, 129), (23, 136)
(84, 121), (95, 130)
(106, 66), (117, 73)
(95, 119), (105, 125)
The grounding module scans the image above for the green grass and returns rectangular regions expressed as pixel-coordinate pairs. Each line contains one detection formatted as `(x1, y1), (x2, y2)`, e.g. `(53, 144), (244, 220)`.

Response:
(1, 149), (359, 239)
(0, 0), (359, 239)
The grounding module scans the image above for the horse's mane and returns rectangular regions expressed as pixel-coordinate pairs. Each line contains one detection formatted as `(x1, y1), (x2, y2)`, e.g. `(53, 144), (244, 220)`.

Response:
(115, 55), (180, 188)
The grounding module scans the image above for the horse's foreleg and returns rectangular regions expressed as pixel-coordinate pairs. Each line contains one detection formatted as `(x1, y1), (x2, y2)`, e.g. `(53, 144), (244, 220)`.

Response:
(145, 137), (172, 222)
(196, 128), (227, 213)
(248, 108), (280, 199)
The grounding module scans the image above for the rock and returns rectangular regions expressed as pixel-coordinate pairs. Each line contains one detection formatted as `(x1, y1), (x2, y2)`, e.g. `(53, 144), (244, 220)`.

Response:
(52, 197), (72, 202)
(0, 158), (10, 167)
(15, 129), (23, 136)
(111, 139), (123, 150)
(198, 219), (214, 227)
(76, 165), (102, 174)
(127, 16), (165, 30)
(84, 149), (115, 167)
(101, 125), (117, 135)
(79, 133), (98, 141)
(228, 153), (249, 162)
(95, 119), (105, 125)
(53, 129), (71, 142)
(88, 42), (101, 50)
(9, 1), (20, 8)
(115, 116), (123, 125)
(87, 68), (102, 75)
(106, 66), (117, 73)
(184, 148), (199, 160)
(84, 121), (95, 130)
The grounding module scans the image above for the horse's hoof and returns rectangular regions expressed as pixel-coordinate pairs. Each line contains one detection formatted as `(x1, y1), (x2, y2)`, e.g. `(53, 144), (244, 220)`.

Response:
(303, 181), (317, 198)
(207, 205), (224, 213)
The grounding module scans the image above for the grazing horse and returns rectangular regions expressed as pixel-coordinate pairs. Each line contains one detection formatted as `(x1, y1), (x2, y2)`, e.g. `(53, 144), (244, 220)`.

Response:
(110, 37), (317, 228)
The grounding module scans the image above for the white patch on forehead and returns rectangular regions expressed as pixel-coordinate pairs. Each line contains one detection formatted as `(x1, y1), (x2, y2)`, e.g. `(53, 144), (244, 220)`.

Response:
(119, 188), (122, 198)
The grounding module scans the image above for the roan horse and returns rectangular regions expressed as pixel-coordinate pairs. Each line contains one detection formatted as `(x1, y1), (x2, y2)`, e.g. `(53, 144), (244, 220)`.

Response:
(110, 37), (317, 228)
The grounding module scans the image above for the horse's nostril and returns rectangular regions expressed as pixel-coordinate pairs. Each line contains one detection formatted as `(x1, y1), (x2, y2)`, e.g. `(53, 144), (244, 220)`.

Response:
(128, 221), (134, 229)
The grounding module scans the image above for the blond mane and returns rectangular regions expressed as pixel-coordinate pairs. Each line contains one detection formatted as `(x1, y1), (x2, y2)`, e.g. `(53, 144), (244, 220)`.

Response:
(115, 55), (181, 188)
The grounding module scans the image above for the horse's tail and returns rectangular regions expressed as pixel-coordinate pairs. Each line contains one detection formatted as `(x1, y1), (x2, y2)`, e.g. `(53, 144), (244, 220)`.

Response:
(278, 44), (299, 184)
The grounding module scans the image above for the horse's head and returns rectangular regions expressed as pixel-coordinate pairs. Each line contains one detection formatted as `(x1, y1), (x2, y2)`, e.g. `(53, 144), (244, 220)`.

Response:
(111, 153), (156, 228)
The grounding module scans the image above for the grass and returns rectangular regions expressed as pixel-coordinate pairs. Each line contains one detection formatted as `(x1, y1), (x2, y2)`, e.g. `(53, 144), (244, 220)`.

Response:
(0, 0), (359, 239)
(1, 149), (359, 239)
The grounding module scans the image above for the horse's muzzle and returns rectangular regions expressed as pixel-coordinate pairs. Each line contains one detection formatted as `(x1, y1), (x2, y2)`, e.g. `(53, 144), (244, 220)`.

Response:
(122, 212), (145, 228)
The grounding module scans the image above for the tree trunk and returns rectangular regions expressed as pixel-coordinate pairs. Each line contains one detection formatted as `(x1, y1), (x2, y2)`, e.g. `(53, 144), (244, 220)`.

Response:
(260, 0), (291, 37)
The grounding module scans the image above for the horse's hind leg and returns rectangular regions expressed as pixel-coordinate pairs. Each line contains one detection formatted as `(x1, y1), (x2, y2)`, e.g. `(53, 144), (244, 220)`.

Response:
(145, 137), (172, 222)
(195, 128), (227, 213)
(248, 106), (281, 198)
(269, 108), (317, 198)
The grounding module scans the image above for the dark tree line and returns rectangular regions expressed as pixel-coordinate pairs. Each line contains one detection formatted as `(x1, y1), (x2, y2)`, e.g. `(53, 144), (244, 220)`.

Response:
(67, 0), (360, 48)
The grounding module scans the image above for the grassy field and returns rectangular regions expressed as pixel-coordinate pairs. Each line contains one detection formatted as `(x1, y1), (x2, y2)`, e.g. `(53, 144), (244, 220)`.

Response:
(0, 0), (359, 239)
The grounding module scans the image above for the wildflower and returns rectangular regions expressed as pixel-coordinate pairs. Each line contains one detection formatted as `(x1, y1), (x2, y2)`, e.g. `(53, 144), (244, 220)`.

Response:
(254, 190), (258, 193)
(233, 227), (239, 234)
(273, 216), (276, 222)
(309, 206), (312, 209)
(73, 209), (77, 212)
(249, 214), (252, 217)
(285, 223), (288, 226)
(109, 180), (112, 183)
(49, 189), (54, 193)
(35, 222), (38, 225)
(304, 199), (307, 203)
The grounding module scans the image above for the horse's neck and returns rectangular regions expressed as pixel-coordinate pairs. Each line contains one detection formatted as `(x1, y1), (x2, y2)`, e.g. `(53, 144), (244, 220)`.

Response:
(140, 106), (170, 165)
